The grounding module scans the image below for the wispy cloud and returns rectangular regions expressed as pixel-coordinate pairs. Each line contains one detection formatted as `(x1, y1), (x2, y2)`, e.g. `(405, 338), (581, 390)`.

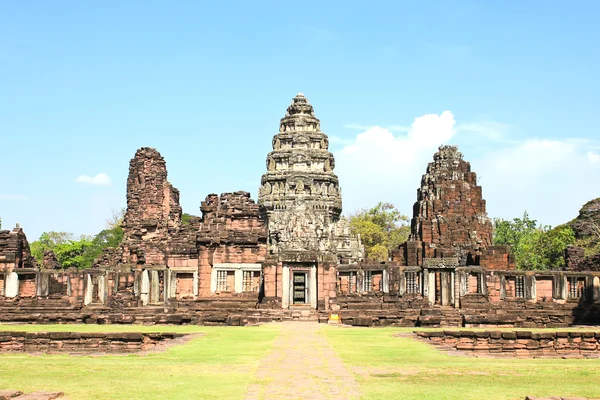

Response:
(0, 194), (27, 200)
(456, 121), (511, 142)
(75, 173), (112, 186)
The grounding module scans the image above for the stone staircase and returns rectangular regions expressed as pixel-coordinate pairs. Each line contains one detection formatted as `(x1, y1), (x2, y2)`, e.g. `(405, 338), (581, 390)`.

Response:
(0, 297), (82, 324)
(419, 305), (464, 327)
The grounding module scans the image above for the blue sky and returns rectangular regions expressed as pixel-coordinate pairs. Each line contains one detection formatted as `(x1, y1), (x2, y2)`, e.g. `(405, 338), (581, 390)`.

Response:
(1, 1), (599, 240)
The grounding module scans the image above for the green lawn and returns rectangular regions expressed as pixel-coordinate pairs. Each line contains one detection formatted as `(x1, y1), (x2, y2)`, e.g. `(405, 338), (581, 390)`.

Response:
(322, 326), (600, 400)
(1, 324), (599, 400)
(0, 324), (280, 400)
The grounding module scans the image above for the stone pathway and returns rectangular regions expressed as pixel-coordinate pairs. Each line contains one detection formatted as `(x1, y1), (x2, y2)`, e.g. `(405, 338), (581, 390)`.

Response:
(245, 322), (360, 400)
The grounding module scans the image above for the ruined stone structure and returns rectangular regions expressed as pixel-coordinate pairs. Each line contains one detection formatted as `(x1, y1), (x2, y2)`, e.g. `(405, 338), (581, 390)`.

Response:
(1, 93), (599, 328)
(394, 145), (508, 268)
(0, 226), (36, 270)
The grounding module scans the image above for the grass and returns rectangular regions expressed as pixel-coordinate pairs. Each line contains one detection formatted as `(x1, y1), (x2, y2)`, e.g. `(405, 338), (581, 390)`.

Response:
(0, 324), (280, 400)
(322, 326), (600, 400)
(1, 323), (600, 399)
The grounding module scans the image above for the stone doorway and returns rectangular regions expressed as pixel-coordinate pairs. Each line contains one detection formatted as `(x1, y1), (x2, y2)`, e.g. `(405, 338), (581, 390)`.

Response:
(427, 270), (455, 306)
(292, 272), (308, 304)
(282, 263), (317, 309)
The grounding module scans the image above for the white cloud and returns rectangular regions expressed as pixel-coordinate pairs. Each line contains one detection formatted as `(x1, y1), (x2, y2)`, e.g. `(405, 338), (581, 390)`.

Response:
(75, 173), (112, 186)
(335, 111), (456, 216)
(335, 112), (600, 227)
(0, 194), (26, 200)
(475, 139), (600, 225)
(588, 151), (600, 164)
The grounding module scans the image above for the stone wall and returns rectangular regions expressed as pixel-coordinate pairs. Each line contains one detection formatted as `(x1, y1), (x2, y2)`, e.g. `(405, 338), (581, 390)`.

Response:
(416, 330), (600, 358)
(0, 331), (184, 353)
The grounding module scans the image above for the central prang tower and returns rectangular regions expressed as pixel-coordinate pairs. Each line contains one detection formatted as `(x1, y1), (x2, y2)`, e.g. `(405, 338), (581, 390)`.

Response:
(258, 93), (360, 263)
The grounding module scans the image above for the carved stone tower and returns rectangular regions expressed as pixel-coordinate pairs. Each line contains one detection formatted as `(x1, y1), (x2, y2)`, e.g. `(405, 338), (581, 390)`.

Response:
(258, 93), (361, 308)
(258, 93), (355, 259)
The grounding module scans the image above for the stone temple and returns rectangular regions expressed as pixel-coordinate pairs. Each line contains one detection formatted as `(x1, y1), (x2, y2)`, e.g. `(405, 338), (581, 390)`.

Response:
(0, 93), (599, 327)
(259, 93), (362, 308)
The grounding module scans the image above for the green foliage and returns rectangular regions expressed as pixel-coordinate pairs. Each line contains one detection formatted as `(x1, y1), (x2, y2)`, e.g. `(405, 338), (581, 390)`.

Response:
(349, 202), (409, 261)
(493, 211), (575, 270)
(182, 212), (194, 225)
(30, 225), (123, 270)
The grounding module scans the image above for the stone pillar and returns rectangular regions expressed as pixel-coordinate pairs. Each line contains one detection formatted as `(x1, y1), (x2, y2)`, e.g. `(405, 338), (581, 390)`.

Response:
(193, 271), (199, 297)
(382, 269), (389, 293)
(459, 271), (467, 297)
(310, 265), (317, 309)
(453, 271), (460, 308)
(150, 270), (160, 303)
(234, 269), (243, 293)
(169, 271), (177, 299)
(480, 272), (487, 296)
(5, 272), (18, 298)
(66, 274), (72, 297)
(553, 274), (562, 300)
(593, 276), (600, 301)
(441, 272), (450, 306)
(500, 275), (506, 300)
(356, 270), (364, 293)
(398, 271), (406, 296)
(37, 273), (49, 297)
(525, 275), (536, 300)
(84, 274), (93, 305)
(97, 275), (106, 304)
(140, 270), (149, 305)
(427, 271), (435, 305)
(282, 266), (290, 309)
(561, 275), (568, 300)
(210, 268), (217, 293)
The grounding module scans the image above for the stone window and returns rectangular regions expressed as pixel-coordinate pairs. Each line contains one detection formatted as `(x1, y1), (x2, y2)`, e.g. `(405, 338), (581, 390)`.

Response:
(216, 270), (234, 292)
(242, 270), (260, 292)
(515, 276), (525, 298)
(364, 271), (383, 292)
(405, 272), (420, 294)
(338, 271), (357, 294)
(505, 275), (525, 298)
(568, 276), (586, 299)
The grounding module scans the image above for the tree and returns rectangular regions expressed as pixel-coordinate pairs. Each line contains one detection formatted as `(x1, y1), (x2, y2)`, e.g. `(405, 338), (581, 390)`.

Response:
(30, 232), (74, 262)
(182, 213), (194, 225)
(493, 211), (575, 270)
(348, 202), (410, 261)
(30, 215), (124, 269)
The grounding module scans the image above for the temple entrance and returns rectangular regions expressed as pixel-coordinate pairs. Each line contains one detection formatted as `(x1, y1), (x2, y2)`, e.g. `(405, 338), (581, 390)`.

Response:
(282, 263), (317, 309)
(427, 269), (455, 307)
(292, 272), (307, 304)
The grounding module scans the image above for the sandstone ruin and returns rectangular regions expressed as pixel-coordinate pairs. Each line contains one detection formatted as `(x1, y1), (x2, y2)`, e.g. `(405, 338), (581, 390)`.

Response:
(0, 93), (599, 327)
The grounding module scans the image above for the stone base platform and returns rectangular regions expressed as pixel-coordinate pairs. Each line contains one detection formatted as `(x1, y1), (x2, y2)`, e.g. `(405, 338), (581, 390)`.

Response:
(415, 330), (600, 358)
(0, 331), (185, 354)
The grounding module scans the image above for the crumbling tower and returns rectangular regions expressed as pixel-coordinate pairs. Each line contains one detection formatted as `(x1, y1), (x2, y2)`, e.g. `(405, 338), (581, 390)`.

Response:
(395, 145), (494, 266)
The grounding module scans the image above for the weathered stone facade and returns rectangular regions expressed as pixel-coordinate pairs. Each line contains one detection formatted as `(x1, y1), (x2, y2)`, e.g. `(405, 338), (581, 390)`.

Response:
(1, 93), (599, 328)
(394, 145), (502, 267)
(258, 93), (361, 264)
(258, 93), (362, 309)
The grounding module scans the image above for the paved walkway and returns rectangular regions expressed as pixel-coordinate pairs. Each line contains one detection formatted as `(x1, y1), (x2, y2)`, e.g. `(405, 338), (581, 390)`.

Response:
(245, 322), (360, 400)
